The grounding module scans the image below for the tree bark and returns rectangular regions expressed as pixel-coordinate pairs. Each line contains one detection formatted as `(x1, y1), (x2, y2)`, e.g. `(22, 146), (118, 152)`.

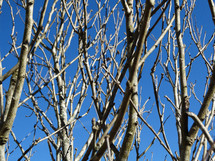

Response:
(0, 0), (2, 14)
(0, 1), (34, 160)
(91, 1), (154, 160)
(0, 145), (5, 161)
(174, 0), (190, 160)
(118, 1), (154, 160)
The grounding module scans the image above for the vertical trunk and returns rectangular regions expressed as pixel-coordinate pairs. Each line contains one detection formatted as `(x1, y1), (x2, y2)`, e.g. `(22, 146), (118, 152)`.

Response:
(117, 0), (154, 160)
(118, 76), (138, 161)
(174, 0), (190, 160)
(0, 1), (34, 160)
(51, 3), (71, 160)
(56, 138), (61, 161)
(60, 97), (70, 161)
(54, 55), (70, 161)
(0, 145), (5, 161)
(117, 1), (136, 159)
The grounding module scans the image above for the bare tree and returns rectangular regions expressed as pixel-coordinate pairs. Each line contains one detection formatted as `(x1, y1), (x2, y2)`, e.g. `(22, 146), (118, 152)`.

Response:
(0, 0), (34, 160)
(1, 0), (215, 161)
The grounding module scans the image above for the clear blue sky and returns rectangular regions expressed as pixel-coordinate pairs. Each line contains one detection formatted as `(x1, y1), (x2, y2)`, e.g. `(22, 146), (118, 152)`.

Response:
(0, 0), (214, 161)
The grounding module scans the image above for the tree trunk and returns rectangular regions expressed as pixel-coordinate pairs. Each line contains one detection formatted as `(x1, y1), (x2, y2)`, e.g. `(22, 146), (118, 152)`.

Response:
(117, 78), (138, 161)
(174, 0), (190, 160)
(117, 0), (154, 160)
(0, 1), (34, 160)
(0, 145), (5, 161)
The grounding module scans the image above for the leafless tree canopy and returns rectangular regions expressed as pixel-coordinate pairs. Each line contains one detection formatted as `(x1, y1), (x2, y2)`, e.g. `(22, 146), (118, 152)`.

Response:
(0, 0), (215, 161)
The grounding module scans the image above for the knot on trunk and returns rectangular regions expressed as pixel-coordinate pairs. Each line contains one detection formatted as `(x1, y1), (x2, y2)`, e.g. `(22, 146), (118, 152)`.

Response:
(0, 136), (8, 145)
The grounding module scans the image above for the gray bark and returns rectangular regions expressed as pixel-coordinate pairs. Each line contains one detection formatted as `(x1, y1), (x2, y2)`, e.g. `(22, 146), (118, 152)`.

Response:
(0, 1), (34, 161)
(0, 145), (5, 161)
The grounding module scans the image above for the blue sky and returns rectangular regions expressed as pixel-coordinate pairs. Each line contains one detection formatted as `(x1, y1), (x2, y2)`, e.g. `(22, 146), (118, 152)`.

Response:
(0, 0), (215, 161)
